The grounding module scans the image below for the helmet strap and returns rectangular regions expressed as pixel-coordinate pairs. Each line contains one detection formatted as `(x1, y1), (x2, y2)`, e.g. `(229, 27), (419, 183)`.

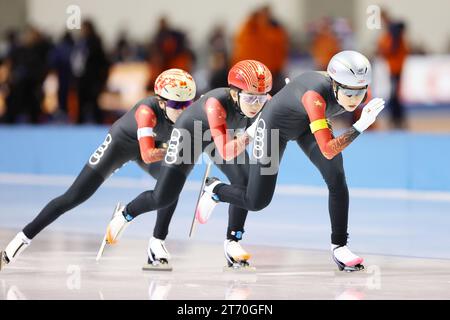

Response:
(157, 95), (175, 125)
(332, 80), (340, 102)
(229, 86), (247, 117)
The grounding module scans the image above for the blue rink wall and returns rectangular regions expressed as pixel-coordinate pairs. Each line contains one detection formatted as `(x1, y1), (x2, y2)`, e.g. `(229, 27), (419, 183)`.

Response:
(0, 125), (449, 192)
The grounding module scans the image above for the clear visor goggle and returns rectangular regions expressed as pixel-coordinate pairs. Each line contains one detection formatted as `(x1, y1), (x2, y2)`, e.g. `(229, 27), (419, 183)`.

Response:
(338, 84), (367, 98)
(338, 84), (368, 98)
(239, 92), (269, 105)
(163, 99), (193, 110)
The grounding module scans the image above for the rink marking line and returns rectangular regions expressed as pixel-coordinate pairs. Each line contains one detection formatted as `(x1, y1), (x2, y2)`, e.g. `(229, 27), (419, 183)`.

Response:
(257, 271), (335, 276)
(1, 173), (450, 202)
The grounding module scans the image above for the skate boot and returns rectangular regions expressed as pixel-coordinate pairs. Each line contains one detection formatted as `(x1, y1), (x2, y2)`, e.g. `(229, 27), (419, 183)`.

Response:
(142, 237), (172, 271)
(195, 177), (222, 224)
(0, 232), (32, 271)
(332, 244), (364, 272)
(105, 203), (132, 245)
(96, 203), (132, 261)
(223, 240), (255, 272)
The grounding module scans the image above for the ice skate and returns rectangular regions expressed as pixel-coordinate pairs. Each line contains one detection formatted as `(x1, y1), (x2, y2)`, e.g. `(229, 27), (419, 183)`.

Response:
(195, 177), (222, 224)
(189, 162), (212, 237)
(142, 237), (172, 271)
(332, 245), (364, 272)
(0, 232), (31, 271)
(96, 202), (130, 261)
(223, 240), (255, 272)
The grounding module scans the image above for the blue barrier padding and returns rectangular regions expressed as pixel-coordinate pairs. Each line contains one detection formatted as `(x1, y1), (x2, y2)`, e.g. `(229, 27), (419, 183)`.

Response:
(0, 126), (449, 191)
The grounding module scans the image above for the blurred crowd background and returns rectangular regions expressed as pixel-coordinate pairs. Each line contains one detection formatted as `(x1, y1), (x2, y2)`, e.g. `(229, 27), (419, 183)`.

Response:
(0, 0), (449, 131)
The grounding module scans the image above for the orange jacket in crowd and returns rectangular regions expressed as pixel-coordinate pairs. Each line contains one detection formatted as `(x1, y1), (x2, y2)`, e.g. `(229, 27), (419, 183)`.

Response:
(231, 14), (288, 74)
(311, 29), (340, 70)
(377, 29), (409, 76)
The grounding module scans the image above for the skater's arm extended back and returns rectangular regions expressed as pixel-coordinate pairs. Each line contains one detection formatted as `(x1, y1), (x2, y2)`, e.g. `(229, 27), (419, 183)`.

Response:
(204, 97), (249, 161)
(134, 104), (166, 164)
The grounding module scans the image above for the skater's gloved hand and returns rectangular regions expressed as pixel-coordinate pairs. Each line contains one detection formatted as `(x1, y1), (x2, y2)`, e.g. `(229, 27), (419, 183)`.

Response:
(352, 98), (385, 133)
(142, 148), (166, 164)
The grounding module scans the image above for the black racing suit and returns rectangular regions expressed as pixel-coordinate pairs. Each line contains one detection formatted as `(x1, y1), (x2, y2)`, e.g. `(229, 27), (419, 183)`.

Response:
(213, 72), (356, 246)
(23, 97), (177, 240)
(125, 88), (253, 241)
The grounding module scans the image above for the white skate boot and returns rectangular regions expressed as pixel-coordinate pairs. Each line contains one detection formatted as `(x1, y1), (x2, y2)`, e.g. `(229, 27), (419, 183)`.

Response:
(223, 240), (255, 271)
(332, 244), (364, 272)
(195, 177), (222, 224)
(0, 232), (32, 271)
(105, 203), (131, 245)
(143, 237), (172, 271)
(96, 203), (131, 261)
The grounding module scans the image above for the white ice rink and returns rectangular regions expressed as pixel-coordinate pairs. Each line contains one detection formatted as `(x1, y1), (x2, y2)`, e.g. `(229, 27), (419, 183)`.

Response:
(1, 175), (450, 299)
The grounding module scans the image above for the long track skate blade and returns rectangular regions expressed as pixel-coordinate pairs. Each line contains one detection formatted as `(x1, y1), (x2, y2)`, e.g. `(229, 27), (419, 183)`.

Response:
(341, 264), (365, 272)
(223, 264), (256, 273)
(142, 262), (173, 272)
(96, 202), (121, 262)
(189, 161), (212, 237)
(95, 236), (107, 262)
(0, 251), (6, 271)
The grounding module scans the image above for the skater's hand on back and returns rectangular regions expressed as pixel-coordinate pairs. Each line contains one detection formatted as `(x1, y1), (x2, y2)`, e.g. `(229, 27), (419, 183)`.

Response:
(142, 148), (167, 164)
(353, 98), (385, 133)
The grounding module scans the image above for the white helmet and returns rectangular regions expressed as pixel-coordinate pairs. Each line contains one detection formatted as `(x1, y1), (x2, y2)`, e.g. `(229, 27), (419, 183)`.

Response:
(327, 51), (372, 87)
(154, 68), (196, 101)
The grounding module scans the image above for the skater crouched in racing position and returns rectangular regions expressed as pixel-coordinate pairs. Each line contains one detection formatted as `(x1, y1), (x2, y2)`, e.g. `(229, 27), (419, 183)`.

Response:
(103, 60), (273, 270)
(0, 69), (196, 271)
(198, 51), (385, 272)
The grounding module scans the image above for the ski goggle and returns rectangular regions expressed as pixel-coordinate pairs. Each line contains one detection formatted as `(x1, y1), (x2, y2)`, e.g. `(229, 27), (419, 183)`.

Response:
(338, 84), (368, 98)
(165, 99), (193, 110)
(239, 92), (269, 105)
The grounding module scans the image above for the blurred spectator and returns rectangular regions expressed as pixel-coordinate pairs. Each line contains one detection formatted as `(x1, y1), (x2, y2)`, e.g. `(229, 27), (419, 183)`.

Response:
(147, 16), (195, 90)
(208, 25), (229, 89)
(231, 6), (288, 94)
(333, 18), (355, 51)
(377, 10), (409, 129)
(112, 31), (140, 63)
(71, 20), (110, 124)
(310, 17), (340, 70)
(4, 26), (52, 123)
(48, 31), (74, 121)
(0, 30), (19, 121)
(0, 29), (19, 61)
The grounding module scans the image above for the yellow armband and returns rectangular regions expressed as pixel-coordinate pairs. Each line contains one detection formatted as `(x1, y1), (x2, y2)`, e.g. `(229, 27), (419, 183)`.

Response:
(309, 119), (329, 133)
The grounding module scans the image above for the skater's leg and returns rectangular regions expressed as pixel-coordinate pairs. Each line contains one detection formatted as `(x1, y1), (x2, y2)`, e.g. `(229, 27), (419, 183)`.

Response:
(212, 156), (253, 267)
(2, 164), (109, 268)
(125, 165), (191, 218)
(23, 131), (130, 239)
(214, 154), (250, 242)
(297, 134), (363, 271)
(196, 130), (287, 225)
(23, 165), (105, 239)
(137, 161), (179, 240)
(296, 133), (349, 246)
(152, 198), (179, 240)
(213, 139), (287, 212)
(125, 115), (200, 219)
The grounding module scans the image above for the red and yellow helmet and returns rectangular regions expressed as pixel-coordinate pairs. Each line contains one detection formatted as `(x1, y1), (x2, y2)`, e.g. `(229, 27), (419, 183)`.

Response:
(228, 60), (272, 94)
